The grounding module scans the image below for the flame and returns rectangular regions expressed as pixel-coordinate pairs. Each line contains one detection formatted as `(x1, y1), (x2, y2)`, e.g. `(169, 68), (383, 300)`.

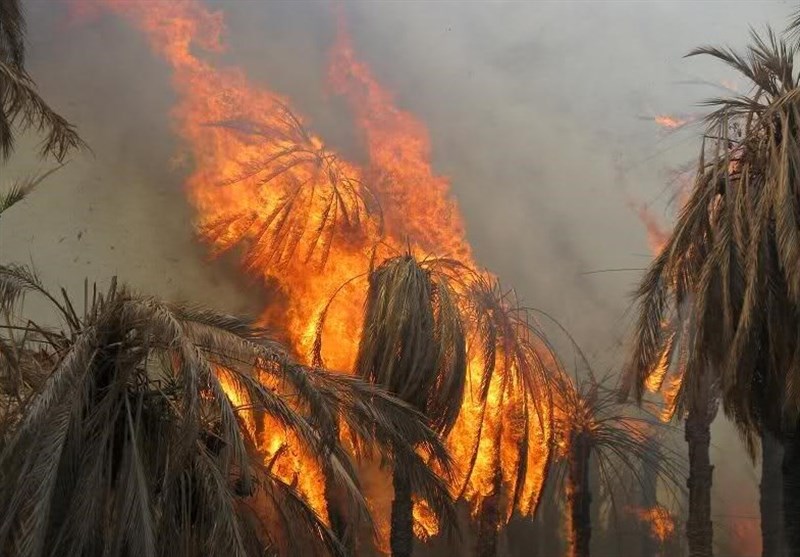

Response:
(90, 0), (552, 548)
(632, 202), (670, 254)
(654, 115), (689, 130)
(628, 505), (675, 543)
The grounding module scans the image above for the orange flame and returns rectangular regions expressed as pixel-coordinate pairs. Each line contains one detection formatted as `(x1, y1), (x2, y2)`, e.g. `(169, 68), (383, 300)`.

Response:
(628, 505), (675, 543)
(632, 202), (670, 254)
(91, 0), (552, 548)
(654, 115), (689, 130)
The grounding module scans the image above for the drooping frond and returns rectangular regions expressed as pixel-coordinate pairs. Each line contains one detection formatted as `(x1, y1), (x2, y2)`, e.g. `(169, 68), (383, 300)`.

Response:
(315, 256), (557, 528)
(0, 59), (84, 161)
(352, 254), (467, 435)
(622, 26), (800, 444)
(452, 276), (556, 519)
(555, 372), (684, 518)
(0, 266), (455, 556)
(199, 103), (382, 271)
(0, 0), (24, 68)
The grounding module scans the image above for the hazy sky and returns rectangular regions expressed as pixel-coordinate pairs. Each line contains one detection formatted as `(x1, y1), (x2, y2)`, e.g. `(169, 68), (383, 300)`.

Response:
(2, 2), (796, 553)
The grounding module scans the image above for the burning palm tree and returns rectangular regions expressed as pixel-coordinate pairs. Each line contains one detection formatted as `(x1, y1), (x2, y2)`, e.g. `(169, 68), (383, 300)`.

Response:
(315, 257), (558, 557)
(316, 254), (467, 557)
(621, 25), (800, 556)
(0, 264), (456, 556)
(557, 371), (682, 557)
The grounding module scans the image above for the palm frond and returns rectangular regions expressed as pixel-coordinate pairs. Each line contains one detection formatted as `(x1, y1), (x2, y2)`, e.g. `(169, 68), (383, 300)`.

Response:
(199, 103), (382, 271)
(0, 0), (24, 68)
(0, 166), (62, 218)
(352, 254), (467, 435)
(0, 59), (85, 161)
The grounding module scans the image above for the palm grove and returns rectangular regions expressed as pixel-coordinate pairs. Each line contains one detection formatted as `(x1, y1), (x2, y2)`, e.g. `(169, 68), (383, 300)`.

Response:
(2, 1), (800, 556)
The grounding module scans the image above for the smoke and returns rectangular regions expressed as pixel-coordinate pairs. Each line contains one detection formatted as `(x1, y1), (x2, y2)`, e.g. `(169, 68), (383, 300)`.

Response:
(1, 1), (794, 555)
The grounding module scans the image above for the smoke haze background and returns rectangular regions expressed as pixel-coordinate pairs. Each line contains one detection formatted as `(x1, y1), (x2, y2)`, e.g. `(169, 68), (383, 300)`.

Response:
(1, 1), (795, 554)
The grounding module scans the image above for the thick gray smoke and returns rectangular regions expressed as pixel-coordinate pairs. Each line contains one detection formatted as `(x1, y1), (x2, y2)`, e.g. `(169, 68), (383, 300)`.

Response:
(1, 1), (794, 554)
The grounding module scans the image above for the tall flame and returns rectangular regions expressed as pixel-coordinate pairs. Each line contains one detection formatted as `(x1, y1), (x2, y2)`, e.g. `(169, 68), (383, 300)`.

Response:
(89, 0), (552, 548)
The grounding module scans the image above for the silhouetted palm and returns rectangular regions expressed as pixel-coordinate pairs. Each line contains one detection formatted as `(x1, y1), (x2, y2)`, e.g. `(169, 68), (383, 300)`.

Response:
(0, 264), (455, 557)
(621, 26), (800, 555)
(557, 372), (682, 557)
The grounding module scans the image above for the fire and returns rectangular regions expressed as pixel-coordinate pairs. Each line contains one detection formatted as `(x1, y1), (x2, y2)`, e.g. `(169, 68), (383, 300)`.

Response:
(629, 505), (675, 543)
(89, 0), (552, 548)
(654, 115), (689, 129)
(631, 201), (670, 254)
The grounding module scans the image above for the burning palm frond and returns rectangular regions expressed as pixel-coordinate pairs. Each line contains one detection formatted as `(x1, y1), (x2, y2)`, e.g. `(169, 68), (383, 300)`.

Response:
(454, 277), (556, 519)
(199, 103), (383, 271)
(314, 255), (558, 554)
(0, 264), (455, 557)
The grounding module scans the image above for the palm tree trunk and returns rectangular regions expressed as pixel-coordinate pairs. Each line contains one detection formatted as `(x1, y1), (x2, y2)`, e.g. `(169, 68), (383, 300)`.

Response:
(762, 430), (786, 557)
(391, 470), (414, 557)
(782, 431), (800, 557)
(476, 466), (503, 557)
(685, 389), (714, 557)
(567, 430), (592, 557)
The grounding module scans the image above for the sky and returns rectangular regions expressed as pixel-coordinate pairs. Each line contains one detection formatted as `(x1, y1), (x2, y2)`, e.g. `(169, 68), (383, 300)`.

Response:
(2, 1), (796, 554)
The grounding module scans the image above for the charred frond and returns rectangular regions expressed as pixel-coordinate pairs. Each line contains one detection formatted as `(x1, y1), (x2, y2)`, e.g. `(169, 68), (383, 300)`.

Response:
(622, 26), (800, 445)
(200, 103), (382, 271)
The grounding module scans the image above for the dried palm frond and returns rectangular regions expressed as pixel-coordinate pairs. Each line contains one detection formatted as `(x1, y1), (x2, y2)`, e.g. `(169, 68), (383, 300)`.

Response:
(1, 0), (84, 160)
(0, 265), (455, 556)
(0, 59), (84, 161)
(199, 103), (382, 271)
(0, 165), (62, 218)
(621, 26), (800, 445)
(315, 256), (558, 537)
(0, 0), (24, 68)
(350, 254), (466, 435)
(453, 277), (556, 519)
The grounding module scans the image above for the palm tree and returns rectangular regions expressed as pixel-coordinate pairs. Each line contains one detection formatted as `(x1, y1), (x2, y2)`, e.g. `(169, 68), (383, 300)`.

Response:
(453, 279), (555, 557)
(314, 256), (559, 557)
(324, 254), (467, 557)
(1, 0), (83, 161)
(556, 372), (682, 557)
(0, 264), (456, 556)
(620, 26), (800, 556)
